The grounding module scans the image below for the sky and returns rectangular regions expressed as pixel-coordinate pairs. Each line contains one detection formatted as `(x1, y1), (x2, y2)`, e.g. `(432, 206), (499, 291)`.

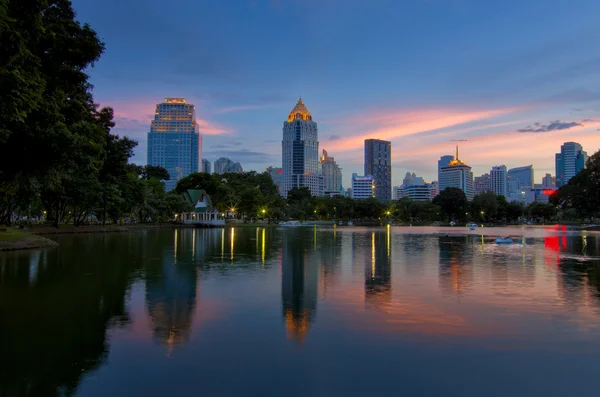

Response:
(72, 0), (600, 186)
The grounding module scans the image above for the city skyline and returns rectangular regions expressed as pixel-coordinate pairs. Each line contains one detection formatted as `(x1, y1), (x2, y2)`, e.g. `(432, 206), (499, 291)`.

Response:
(73, 0), (600, 187)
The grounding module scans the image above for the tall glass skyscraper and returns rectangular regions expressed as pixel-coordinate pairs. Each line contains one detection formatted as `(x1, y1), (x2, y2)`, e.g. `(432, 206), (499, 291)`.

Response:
(147, 98), (201, 191)
(556, 142), (587, 187)
(364, 139), (392, 201)
(282, 98), (321, 198)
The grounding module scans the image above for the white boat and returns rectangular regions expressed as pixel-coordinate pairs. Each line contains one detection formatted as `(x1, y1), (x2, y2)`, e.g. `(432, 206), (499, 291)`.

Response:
(348, 221), (353, 226)
(467, 223), (477, 230)
(279, 221), (302, 227)
(496, 237), (513, 244)
(338, 221), (343, 225)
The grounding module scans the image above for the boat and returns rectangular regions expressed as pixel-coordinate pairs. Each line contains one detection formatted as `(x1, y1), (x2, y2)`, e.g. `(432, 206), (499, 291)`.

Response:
(467, 222), (477, 231)
(348, 221), (353, 226)
(338, 221), (343, 225)
(450, 221), (456, 226)
(279, 220), (302, 227)
(496, 237), (513, 244)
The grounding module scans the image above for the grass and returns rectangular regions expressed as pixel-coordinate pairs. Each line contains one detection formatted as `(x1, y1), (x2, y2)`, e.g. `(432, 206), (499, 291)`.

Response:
(0, 227), (30, 241)
(0, 227), (58, 250)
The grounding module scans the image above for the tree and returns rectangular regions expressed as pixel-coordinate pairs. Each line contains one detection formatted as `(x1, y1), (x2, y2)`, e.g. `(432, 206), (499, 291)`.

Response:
(0, 0), (105, 226)
(470, 192), (498, 222)
(433, 187), (468, 222)
(552, 150), (600, 219)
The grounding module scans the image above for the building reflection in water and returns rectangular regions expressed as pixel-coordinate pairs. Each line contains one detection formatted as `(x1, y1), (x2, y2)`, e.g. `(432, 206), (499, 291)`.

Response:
(145, 229), (198, 352)
(364, 229), (392, 309)
(281, 229), (319, 343)
(438, 237), (473, 297)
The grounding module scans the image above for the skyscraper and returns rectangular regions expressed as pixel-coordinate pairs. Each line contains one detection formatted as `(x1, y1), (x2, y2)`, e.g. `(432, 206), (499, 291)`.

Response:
(438, 155), (454, 184)
(201, 159), (211, 174)
(438, 147), (474, 200)
(474, 173), (491, 195)
(490, 165), (508, 197)
(320, 149), (343, 195)
(147, 98), (202, 191)
(282, 98), (320, 197)
(364, 139), (391, 201)
(556, 142), (587, 187)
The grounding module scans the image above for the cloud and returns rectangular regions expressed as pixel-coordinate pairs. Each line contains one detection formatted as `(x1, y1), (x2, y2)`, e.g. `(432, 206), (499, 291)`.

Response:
(517, 120), (582, 133)
(329, 134), (341, 140)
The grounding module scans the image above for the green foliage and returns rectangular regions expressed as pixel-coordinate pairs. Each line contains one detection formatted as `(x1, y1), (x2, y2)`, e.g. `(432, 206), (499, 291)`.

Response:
(552, 150), (600, 219)
(433, 187), (468, 221)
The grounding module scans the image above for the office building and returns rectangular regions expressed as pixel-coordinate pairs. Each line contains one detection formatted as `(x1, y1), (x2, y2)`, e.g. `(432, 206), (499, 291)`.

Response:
(438, 147), (474, 200)
(402, 172), (424, 187)
(364, 139), (391, 201)
(507, 165), (534, 201)
(320, 149), (343, 195)
(392, 186), (402, 200)
(266, 166), (283, 192)
(281, 98), (321, 197)
(556, 142), (587, 187)
(201, 159), (211, 174)
(147, 98), (202, 191)
(541, 173), (555, 189)
(351, 174), (374, 199)
(438, 155), (454, 185)
(474, 173), (491, 195)
(490, 165), (508, 197)
(431, 181), (439, 197)
(214, 157), (243, 174)
(398, 184), (434, 201)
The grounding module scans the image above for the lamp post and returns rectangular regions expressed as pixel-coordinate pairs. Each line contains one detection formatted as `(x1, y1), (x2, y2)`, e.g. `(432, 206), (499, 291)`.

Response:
(261, 209), (266, 224)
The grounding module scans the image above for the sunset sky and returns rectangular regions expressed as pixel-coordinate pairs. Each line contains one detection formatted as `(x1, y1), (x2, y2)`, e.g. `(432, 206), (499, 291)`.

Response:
(72, 0), (600, 187)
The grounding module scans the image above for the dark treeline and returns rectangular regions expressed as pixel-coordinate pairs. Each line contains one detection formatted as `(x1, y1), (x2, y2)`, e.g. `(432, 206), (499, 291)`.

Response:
(0, 0), (184, 226)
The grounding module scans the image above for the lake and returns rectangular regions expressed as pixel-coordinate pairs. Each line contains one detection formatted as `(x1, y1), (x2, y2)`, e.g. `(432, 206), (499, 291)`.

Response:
(1, 226), (599, 397)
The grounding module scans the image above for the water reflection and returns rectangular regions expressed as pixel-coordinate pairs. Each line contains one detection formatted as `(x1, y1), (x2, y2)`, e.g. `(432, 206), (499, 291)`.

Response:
(281, 230), (318, 343)
(1, 228), (600, 396)
(365, 230), (392, 309)
(145, 229), (198, 351)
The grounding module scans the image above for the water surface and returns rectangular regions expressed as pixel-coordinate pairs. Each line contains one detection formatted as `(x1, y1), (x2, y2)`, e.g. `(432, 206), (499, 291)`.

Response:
(1, 226), (600, 397)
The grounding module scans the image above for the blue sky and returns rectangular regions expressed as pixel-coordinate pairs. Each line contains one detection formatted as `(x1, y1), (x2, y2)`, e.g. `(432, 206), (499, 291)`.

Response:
(72, 0), (600, 186)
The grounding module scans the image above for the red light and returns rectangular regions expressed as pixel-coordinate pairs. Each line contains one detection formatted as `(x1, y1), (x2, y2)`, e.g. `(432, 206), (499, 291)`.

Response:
(542, 189), (556, 195)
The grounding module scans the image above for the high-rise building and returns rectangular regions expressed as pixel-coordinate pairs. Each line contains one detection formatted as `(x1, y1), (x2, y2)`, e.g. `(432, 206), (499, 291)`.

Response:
(438, 147), (474, 200)
(282, 98), (320, 197)
(556, 142), (587, 187)
(507, 165), (534, 198)
(474, 173), (491, 196)
(490, 165), (508, 197)
(438, 155), (454, 184)
(214, 157), (243, 174)
(147, 98), (202, 191)
(431, 181), (439, 198)
(266, 166), (283, 192)
(392, 186), (402, 200)
(201, 159), (211, 174)
(541, 173), (556, 189)
(351, 174), (374, 199)
(320, 149), (343, 195)
(364, 139), (391, 201)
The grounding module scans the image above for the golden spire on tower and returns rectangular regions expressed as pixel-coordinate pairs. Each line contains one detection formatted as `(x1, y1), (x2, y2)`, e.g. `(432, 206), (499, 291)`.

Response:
(287, 97), (313, 122)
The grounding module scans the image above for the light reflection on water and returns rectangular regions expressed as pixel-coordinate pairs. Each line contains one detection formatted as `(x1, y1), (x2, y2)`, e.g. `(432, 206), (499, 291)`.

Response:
(1, 226), (600, 396)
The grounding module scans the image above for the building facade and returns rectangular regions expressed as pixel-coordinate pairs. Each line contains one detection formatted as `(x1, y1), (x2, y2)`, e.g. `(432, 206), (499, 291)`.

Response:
(266, 166), (283, 192)
(281, 98), (321, 197)
(541, 173), (555, 189)
(398, 184), (434, 201)
(507, 165), (534, 201)
(201, 159), (211, 174)
(474, 173), (491, 196)
(556, 142), (587, 187)
(147, 98), (202, 191)
(351, 174), (374, 199)
(490, 165), (507, 197)
(364, 139), (391, 201)
(438, 147), (474, 200)
(438, 155), (454, 185)
(320, 149), (343, 195)
(214, 157), (243, 174)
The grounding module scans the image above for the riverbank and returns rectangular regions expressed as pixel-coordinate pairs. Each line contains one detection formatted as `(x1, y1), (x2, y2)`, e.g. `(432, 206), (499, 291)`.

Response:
(28, 223), (183, 235)
(0, 228), (58, 251)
